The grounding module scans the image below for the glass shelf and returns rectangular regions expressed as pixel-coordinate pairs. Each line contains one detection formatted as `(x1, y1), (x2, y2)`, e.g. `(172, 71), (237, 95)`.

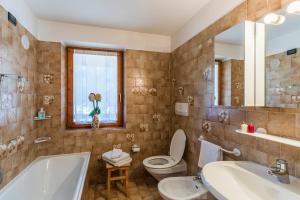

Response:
(33, 116), (52, 121)
(235, 129), (300, 148)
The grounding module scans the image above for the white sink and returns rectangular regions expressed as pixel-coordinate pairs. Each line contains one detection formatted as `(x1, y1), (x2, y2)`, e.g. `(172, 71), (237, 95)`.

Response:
(201, 161), (300, 200)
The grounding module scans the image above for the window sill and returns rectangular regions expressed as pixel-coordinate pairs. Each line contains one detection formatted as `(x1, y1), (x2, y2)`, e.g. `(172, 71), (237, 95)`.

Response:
(63, 126), (128, 136)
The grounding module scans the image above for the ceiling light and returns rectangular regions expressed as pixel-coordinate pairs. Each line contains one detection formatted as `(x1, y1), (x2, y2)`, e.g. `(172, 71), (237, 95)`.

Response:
(263, 13), (286, 25)
(287, 1), (300, 15)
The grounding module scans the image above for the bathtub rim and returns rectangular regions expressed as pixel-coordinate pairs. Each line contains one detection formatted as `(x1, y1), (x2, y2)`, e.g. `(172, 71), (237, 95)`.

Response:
(0, 152), (91, 200)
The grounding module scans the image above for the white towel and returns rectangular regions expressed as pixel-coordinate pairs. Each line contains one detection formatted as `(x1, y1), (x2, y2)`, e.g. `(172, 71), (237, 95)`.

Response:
(103, 157), (132, 167)
(111, 148), (122, 159)
(102, 151), (130, 163)
(198, 140), (223, 168)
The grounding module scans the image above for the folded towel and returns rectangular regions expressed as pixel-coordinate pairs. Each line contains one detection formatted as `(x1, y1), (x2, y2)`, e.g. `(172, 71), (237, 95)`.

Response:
(102, 151), (130, 163)
(103, 157), (132, 167)
(111, 148), (122, 159)
(198, 140), (223, 168)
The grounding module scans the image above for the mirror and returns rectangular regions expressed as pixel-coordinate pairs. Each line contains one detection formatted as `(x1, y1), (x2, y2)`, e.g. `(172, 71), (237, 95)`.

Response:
(214, 22), (256, 107)
(214, 22), (245, 106)
(257, 1), (300, 108)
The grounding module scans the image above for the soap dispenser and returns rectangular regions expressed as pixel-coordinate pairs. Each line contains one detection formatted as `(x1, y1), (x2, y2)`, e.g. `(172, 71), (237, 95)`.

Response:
(38, 108), (46, 119)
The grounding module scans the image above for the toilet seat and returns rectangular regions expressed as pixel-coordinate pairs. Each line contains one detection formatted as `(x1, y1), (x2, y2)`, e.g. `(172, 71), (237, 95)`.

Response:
(143, 129), (186, 170)
(143, 156), (176, 169)
(145, 159), (187, 175)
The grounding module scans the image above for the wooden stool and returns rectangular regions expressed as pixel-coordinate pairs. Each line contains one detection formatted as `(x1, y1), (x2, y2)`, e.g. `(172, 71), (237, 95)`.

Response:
(106, 163), (130, 199)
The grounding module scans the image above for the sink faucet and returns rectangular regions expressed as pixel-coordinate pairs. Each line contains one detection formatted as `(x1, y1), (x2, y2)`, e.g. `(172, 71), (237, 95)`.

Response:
(268, 159), (290, 184)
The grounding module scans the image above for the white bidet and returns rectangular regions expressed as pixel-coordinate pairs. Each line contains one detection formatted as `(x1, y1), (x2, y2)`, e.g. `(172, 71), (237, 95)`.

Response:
(158, 176), (208, 200)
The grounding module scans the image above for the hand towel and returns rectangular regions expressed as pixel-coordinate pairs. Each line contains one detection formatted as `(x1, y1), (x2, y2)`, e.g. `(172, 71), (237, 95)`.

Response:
(102, 151), (130, 163)
(111, 148), (122, 159)
(198, 140), (223, 168)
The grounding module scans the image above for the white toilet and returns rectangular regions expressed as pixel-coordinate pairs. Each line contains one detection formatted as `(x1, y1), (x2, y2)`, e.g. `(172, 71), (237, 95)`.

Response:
(143, 129), (187, 181)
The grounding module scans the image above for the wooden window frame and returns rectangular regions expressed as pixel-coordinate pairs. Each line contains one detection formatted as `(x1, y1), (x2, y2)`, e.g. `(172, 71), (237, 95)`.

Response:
(66, 47), (124, 129)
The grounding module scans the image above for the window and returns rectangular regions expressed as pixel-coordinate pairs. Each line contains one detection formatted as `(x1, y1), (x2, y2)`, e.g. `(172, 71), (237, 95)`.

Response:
(67, 47), (123, 128)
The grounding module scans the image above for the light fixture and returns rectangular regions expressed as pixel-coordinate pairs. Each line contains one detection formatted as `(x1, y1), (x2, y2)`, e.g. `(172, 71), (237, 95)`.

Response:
(287, 1), (300, 15)
(21, 35), (30, 50)
(263, 13), (286, 25)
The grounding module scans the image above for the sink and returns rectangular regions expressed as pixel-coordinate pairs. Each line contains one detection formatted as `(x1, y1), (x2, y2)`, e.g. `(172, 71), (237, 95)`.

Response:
(201, 161), (300, 200)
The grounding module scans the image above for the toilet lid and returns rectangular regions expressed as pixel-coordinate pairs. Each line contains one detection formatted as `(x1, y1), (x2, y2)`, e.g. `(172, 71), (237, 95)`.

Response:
(169, 129), (186, 163)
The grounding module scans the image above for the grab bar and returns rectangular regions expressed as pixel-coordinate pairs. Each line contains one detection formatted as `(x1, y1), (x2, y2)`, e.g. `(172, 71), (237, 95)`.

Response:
(198, 136), (241, 157)
(220, 148), (241, 156)
(34, 137), (51, 144)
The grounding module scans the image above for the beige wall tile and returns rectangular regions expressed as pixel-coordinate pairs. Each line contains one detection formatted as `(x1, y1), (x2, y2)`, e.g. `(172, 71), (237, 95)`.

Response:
(267, 112), (295, 137)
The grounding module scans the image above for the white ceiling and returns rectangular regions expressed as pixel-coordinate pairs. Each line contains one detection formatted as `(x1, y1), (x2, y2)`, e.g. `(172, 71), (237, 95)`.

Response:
(24, 0), (211, 35)
(266, 14), (300, 41)
(215, 22), (245, 45)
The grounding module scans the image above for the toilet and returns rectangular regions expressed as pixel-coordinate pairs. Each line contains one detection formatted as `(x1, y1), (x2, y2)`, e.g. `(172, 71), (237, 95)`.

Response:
(143, 129), (187, 181)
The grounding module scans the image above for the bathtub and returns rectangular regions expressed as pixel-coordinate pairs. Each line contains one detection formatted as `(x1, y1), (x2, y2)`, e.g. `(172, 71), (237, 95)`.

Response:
(0, 152), (90, 200)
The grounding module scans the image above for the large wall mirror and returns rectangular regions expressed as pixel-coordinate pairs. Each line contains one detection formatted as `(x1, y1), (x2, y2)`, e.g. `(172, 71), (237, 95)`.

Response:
(214, 21), (256, 107)
(214, 23), (245, 106)
(256, 1), (300, 108)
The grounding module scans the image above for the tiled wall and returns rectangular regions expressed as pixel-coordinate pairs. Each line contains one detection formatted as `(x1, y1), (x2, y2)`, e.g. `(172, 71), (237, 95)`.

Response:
(266, 49), (300, 108)
(231, 59), (244, 106)
(34, 46), (171, 185)
(220, 60), (232, 106)
(171, 0), (300, 178)
(0, 4), (171, 189)
(0, 5), (38, 188)
(219, 59), (244, 106)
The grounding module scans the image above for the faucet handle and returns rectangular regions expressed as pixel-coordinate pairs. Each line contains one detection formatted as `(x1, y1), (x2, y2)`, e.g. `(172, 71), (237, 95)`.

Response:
(276, 159), (288, 172)
(267, 166), (279, 175)
(276, 159), (288, 164)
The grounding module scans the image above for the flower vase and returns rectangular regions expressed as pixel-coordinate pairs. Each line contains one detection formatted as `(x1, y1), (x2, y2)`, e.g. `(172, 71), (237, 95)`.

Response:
(91, 114), (100, 128)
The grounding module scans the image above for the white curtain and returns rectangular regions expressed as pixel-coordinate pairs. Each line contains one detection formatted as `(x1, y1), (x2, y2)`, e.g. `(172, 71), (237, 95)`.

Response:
(73, 50), (118, 123)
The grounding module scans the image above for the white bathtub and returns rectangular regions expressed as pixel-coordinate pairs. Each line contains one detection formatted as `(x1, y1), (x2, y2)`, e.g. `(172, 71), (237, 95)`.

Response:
(0, 152), (90, 200)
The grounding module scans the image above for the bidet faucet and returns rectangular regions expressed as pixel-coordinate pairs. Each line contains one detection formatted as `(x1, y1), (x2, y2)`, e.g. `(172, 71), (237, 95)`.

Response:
(267, 159), (290, 184)
(193, 172), (202, 183)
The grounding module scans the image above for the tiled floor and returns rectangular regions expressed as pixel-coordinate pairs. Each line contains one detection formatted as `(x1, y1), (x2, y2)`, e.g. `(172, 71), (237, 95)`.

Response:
(85, 177), (163, 200)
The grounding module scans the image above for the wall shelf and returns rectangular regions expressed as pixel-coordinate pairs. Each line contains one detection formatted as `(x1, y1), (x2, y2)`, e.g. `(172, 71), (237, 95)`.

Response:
(235, 130), (300, 148)
(33, 116), (52, 121)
